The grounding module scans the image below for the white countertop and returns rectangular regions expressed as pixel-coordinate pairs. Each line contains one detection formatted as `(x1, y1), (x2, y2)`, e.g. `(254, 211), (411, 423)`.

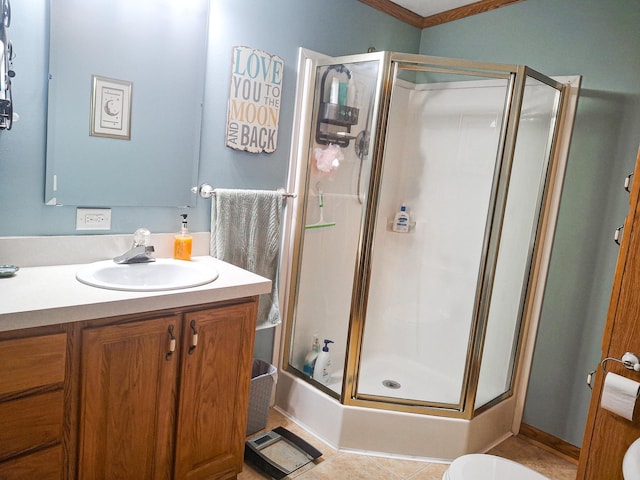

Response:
(0, 256), (272, 332)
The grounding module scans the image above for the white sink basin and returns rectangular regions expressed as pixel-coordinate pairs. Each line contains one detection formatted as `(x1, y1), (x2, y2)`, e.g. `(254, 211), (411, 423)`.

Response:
(76, 258), (219, 291)
(624, 437), (640, 480)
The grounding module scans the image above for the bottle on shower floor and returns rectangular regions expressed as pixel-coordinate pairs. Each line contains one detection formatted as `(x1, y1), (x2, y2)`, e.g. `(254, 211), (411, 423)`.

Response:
(303, 334), (321, 377)
(313, 339), (335, 385)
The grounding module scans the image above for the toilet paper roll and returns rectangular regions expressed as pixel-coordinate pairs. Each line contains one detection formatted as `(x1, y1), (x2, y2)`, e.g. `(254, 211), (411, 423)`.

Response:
(601, 372), (640, 421)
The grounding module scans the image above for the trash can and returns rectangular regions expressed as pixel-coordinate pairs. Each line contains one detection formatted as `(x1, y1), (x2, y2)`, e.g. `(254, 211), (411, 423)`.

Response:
(246, 359), (278, 435)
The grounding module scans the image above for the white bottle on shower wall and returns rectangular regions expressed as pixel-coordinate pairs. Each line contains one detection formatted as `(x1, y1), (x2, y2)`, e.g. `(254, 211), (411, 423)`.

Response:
(329, 77), (340, 104)
(392, 204), (410, 233)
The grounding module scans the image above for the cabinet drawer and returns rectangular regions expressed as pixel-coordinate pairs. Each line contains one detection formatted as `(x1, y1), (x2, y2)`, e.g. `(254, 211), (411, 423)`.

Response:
(0, 333), (66, 397)
(0, 390), (64, 461)
(0, 444), (63, 480)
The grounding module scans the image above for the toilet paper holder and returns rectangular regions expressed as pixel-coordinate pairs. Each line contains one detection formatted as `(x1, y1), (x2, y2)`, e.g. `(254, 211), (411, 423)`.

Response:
(602, 352), (640, 373)
(587, 352), (640, 389)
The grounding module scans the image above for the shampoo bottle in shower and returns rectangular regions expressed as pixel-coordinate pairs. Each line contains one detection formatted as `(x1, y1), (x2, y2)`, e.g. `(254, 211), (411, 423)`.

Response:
(173, 214), (192, 261)
(313, 339), (334, 385)
(329, 77), (340, 104)
(392, 204), (410, 233)
(303, 334), (321, 377)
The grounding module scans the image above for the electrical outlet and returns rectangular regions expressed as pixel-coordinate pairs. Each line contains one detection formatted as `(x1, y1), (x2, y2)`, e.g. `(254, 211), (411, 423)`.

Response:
(76, 208), (112, 230)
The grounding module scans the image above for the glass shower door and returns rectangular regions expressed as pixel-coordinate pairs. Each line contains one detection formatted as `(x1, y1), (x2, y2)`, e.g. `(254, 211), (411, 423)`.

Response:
(286, 54), (385, 397)
(355, 65), (513, 409)
(475, 72), (564, 409)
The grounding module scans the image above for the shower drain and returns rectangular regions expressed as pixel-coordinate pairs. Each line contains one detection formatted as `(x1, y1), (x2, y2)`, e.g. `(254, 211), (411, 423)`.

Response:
(382, 379), (401, 389)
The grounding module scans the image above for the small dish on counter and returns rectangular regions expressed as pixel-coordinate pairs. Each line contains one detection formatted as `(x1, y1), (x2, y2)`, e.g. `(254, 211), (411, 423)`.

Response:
(0, 265), (19, 277)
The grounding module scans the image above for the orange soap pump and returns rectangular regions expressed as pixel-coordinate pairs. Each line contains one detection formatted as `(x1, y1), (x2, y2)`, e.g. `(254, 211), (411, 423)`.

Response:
(173, 214), (192, 261)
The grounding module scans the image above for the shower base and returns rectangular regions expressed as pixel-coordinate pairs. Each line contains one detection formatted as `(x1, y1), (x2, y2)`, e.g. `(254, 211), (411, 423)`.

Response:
(357, 354), (461, 404)
(275, 368), (516, 461)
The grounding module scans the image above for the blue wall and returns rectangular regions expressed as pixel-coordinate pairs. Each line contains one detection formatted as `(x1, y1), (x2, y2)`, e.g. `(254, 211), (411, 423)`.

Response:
(0, 0), (419, 236)
(421, 0), (640, 446)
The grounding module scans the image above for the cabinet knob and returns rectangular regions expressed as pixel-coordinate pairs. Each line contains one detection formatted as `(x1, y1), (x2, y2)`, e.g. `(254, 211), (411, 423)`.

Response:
(189, 320), (198, 355)
(625, 173), (634, 193)
(614, 225), (624, 245)
(166, 324), (176, 360)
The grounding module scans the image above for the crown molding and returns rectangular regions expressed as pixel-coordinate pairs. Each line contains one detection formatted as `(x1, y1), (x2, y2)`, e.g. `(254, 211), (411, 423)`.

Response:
(359, 0), (525, 28)
(359, 0), (424, 27)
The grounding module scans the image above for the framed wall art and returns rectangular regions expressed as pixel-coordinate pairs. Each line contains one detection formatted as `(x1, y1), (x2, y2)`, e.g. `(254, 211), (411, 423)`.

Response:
(90, 75), (132, 140)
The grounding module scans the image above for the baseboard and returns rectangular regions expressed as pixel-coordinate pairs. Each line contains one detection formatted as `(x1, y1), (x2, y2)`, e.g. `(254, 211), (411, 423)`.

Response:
(519, 423), (580, 465)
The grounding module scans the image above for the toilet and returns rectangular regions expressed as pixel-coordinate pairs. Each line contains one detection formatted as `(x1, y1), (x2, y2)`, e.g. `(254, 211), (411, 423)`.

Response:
(442, 454), (549, 480)
(623, 437), (640, 480)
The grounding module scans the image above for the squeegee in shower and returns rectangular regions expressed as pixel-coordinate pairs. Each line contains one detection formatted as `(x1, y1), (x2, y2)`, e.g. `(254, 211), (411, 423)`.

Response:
(305, 188), (336, 229)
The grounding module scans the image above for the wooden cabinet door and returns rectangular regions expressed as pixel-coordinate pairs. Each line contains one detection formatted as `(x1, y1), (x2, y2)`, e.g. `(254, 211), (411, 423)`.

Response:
(578, 148), (640, 479)
(174, 302), (257, 480)
(78, 315), (181, 480)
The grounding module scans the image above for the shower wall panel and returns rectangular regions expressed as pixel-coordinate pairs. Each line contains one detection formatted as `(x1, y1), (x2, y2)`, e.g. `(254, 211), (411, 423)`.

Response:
(358, 79), (508, 405)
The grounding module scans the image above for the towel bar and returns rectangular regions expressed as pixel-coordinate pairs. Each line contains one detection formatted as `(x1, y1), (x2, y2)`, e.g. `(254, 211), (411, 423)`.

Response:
(192, 184), (296, 200)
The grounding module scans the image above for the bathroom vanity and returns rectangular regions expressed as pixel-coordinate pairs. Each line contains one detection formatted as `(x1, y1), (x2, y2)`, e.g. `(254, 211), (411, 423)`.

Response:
(0, 256), (271, 480)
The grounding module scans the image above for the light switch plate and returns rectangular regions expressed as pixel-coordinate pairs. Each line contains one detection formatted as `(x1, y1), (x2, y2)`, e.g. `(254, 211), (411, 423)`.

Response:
(76, 208), (112, 230)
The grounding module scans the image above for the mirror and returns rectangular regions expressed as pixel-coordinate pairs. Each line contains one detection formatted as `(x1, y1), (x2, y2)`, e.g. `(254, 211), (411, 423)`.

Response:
(44, 0), (209, 207)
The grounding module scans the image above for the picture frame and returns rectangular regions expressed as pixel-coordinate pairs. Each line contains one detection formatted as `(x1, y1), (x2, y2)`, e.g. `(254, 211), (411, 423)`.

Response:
(90, 75), (132, 140)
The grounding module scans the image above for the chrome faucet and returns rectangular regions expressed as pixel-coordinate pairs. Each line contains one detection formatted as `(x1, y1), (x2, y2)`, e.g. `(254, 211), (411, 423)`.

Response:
(113, 228), (156, 264)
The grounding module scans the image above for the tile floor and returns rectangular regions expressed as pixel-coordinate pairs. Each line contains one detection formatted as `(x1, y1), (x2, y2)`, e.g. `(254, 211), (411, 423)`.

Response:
(239, 408), (578, 480)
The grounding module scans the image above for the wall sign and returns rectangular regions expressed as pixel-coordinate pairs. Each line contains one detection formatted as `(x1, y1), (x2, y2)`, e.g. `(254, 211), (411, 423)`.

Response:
(226, 46), (283, 153)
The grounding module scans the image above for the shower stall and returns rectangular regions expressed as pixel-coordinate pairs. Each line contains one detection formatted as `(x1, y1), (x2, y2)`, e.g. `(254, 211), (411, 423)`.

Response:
(276, 50), (579, 459)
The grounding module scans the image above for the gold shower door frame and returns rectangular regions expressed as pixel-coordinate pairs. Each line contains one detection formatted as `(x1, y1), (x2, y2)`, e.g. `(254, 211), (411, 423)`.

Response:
(283, 50), (569, 420)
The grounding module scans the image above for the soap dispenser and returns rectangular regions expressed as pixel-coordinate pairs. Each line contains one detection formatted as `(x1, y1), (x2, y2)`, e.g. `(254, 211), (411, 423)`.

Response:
(312, 339), (334, 385)
(173, 214), (192, 261)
